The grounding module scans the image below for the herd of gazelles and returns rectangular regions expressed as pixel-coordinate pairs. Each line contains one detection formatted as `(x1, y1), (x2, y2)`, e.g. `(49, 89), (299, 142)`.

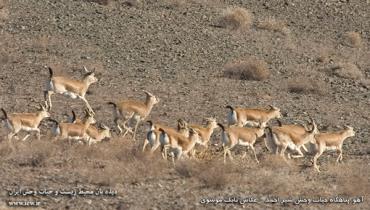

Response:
(0, 67), (356, 172)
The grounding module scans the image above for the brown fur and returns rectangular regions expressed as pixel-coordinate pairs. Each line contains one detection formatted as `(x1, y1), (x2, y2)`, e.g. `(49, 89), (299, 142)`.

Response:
(313, 126), (355, 172)
(108, 91), (159, 141)
(218, 123), (265, 163)
(2, 103), (50, 141)
(159, 127), (199, 163)
(227, 105), (281, 127)
(46, 67), (98, 113)
(266, 119), (318, 160)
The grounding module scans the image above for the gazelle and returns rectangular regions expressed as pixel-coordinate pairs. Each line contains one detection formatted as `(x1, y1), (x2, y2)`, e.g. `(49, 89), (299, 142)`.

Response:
(70, 110), (110, 145)
(1, 102), (50, 141)
(107, 91), (159, 141)
(176, 118), (218, 148)
(158, 127), (199, 163)
(175, 118), (218, 157)
(226, 105), (281, 127)
(143, 120), (178, 154)
(49, 109), (96, 144)
(218, 123), (265, 164)
(45, 66), (98, 114)
(265, 117), (318, 160)
(264, 119), (313, 156)
(312, 126), (355, 172)
(85, 124), (111, 146)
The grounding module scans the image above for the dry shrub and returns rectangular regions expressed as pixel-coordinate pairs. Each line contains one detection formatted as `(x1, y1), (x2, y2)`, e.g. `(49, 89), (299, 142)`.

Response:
(84, 0), (113, 6)
(326, 162), (370, 196)
(0, 8), (8, 22)
(175, 161), (229, 190)
(223, 57), (270, 81)
(343, 31), (362, 48)
(8, 140), (57, 167)
(197, 165), (228, 190)
(162, 0), (185, 8)
(287, 77), (328, 95)
(123, 0), (141, 7)
(32, 35), (50, 53)
(360, 79), (370, 89)
(0, 51), (9, 64)
(257, 17), (290, 34)
(0, 0), (6, 9)
(247, 156), (309, 197)
(316, 48), (333, 63)
(0, 141), (14, 157)
(175, 161), (198, 178)
(331, 62), (363, 79)
(218, 7), (253, 30)
(74, 140), (168, 186)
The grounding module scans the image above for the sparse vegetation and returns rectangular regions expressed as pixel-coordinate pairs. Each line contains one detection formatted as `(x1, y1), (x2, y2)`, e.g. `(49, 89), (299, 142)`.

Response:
(84, 0), (112, 6)
(123, 0), (141, 7)
(223, 57), (270, 81)
(343, 31), (362, 48)
(316, 48), (332, 63)
(332, 62), (363, 79)
(257, 17), (290, 34)
(1, 0), (369, 209)
(287, 77), (327, 95)
(218, 7), (253, 30)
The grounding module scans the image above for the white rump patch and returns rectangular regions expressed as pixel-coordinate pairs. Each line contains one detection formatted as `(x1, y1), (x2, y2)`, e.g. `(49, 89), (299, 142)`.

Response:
(147, 131), (157, 146)
(159, 132), (170, 146)
(227, 110), (237, 125)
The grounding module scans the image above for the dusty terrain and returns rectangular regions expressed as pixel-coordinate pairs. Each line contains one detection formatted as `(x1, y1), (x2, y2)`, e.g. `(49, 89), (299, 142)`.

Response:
(0, 0), (369, 209)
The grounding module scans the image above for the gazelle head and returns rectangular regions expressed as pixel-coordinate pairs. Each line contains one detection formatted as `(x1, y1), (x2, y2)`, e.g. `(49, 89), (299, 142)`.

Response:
(344, 126), (355, 137)
(100, 123), (112, 139)
(177, 118), (188, 130)
(84, 109), (96, 124)
(83, 66), (98, 85)
(146, 120), (155, 131)
(268, 105), (282, 119)
(188, 127), (199, 139)
(205, 117), (218, 129)
(38, 101), (51, 118)
(143, 91), (160, 105)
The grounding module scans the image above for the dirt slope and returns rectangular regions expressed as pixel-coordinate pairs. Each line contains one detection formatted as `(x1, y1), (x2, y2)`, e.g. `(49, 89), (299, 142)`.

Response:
(0, 0), (369, 209)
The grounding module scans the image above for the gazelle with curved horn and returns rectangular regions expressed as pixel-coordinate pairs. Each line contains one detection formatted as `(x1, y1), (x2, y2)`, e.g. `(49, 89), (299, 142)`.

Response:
(226, 105), (281, 127)
(85, 123), (112, 146)
(265, 117), (319, 160)
(1, 102), (50, 141)
(142, 120), (179, 154)
(69, 110), (108, 145)
(107, 91), (160, 141)
(264, 119), (313, 156)
(176, 118), (218, 148)
(45, 66), (98, 114)
(218, 123), (265, 164)
(49, 109), (96, 144)
(158, 127), (199, 164)
(312, 126), (355, 172)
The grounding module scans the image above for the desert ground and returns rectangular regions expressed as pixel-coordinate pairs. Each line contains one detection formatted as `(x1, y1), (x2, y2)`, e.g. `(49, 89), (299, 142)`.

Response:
(0, 0), (369, 209)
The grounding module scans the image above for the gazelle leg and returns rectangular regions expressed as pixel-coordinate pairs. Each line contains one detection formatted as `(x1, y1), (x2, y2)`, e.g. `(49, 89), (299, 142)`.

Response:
(132, 120), (141, 141)
(142, 139), (149, 152)
(250, 145), (259, 164)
